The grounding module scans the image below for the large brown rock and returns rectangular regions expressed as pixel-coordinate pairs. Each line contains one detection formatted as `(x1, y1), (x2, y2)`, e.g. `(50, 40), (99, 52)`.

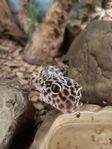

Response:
(64, 20), (112, 106)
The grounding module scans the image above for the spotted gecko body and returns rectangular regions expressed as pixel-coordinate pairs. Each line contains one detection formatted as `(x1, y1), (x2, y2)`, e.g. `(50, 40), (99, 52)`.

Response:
(31, 66), (82, 113)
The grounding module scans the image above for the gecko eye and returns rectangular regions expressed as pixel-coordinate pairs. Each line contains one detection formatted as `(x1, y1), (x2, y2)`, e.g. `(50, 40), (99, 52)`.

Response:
(51, 83), (62, 94)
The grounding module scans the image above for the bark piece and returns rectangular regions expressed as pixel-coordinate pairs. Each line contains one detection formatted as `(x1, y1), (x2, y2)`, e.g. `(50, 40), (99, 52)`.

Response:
(0, 0), (27, 45)
(17, 0), (29, 33)
(24, 0), (78, 65)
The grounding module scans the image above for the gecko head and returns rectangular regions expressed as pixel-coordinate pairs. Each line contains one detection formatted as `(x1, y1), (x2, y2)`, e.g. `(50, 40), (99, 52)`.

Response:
(31, 66), (82, 113)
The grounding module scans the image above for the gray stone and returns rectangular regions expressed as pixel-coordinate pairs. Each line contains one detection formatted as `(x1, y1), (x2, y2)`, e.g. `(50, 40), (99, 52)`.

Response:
(0, 78), (37, 149)
(0, 79), (25, 147)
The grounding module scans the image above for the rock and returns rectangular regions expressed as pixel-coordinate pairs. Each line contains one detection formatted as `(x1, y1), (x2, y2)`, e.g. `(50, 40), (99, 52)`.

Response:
(30, 110), (60, 149)
(66, 0), (112, 47)
(67, 0), (104, 39)
(0, 78), (37, 149)
(64, 20), (112, 106)
(0, 79), (25, 147)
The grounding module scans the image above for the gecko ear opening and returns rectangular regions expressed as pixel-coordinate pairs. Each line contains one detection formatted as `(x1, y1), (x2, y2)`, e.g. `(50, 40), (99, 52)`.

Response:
(51, 83), (62, 94)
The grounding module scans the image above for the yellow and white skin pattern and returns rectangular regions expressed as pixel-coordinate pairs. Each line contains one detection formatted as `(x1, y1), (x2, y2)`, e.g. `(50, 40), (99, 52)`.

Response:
(30, 66), (82, 113)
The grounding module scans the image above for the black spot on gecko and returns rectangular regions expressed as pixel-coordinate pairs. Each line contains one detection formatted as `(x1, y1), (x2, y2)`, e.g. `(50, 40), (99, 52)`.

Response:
(48, 77), (51, 80)
(63, 89), (69, 96)
(69, 95), (75, 101)
(67, 81), (72, 86)
(45, 81), (52, 85)
(53, 77), (58, 81)
(41, 82), (44, 87)
(35, 80), (38, 83)
(58, 103), (64, 109)
(77, 91), (81, 96)
(46, 88), (51, 93)
(59, 93), (66, 101)
(31, 77), (35, 80)
(66, 100), (72, 109)
(70, 87), (76, 96)
(48, 96), (51, 101)
(64, 85), (69, 89)
(53, 100), (56, 105)
(39, 78), (42, 83)
(74, 83), (80, 91)
(70, 87), (74, 91)
(56, 99), (60, 103)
